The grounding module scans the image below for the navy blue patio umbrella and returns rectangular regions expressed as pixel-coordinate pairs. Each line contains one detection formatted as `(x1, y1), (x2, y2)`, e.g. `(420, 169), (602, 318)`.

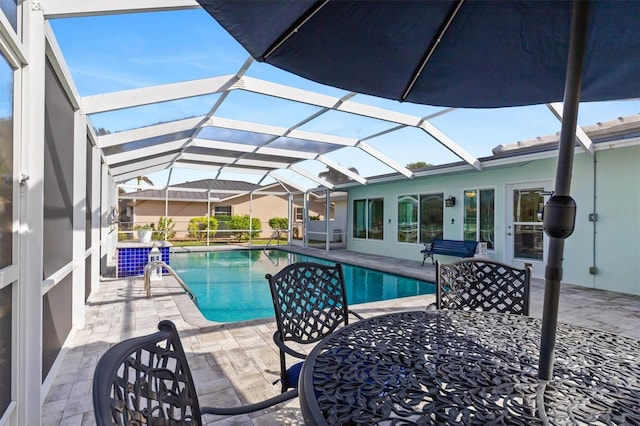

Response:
(197, 0), (640, 380)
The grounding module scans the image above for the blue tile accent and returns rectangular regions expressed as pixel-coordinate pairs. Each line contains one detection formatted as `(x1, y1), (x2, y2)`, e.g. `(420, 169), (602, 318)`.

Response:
(117, 247), (171, 277)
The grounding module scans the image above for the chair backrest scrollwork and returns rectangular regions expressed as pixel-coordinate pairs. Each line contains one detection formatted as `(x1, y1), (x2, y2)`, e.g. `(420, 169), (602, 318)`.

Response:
(267, 262), (350, 345)
(93, 320), (203, 425)
(436, 259), (531, 315)
(93, 320), (298, 425)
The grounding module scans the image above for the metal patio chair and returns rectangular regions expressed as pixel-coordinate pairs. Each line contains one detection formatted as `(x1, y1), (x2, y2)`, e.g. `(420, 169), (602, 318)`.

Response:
(266, 262), (363, 393)
(433, 259), (532, 316)
(92, 320), (297, 425)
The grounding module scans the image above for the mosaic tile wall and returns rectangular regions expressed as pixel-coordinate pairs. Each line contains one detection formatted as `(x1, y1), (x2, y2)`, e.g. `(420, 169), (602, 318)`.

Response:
(117, 246), (170, 277)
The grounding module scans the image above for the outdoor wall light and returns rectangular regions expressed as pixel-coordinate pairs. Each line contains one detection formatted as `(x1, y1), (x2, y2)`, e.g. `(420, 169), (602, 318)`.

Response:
(445, 196), (456, 207)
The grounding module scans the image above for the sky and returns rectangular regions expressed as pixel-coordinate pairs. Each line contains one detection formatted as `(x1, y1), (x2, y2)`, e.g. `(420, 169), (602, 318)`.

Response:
(49, 8), (639, 189)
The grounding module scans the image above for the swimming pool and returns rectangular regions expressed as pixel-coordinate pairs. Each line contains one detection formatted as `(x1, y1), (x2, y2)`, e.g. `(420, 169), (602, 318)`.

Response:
(171, 249), (434, 322)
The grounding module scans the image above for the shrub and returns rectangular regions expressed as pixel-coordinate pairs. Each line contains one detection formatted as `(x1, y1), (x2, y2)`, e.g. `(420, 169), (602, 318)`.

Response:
(269, 217), (288, 230)
(228, 214), (262, 240)
(187, 216), (218, 240)
(152, 217), (175, 240)
(134, 223), (153, 231)
(215, 215), (232, 230)
(188, 215), (261, 240)
(213, 215), (232, 238)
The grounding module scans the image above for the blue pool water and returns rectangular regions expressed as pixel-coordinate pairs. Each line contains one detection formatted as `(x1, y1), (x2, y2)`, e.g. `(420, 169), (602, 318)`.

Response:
(171, 249), (434, 322)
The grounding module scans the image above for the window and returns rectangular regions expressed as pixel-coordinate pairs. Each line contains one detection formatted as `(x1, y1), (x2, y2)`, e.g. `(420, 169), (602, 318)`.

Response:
(368, 198), (384, 240)
(0, 53), (13, 269)
(0, 51), (13, 417)
(353, 200), (366, 238)
(213, 205), (231, 216)
(353, 198), (384, 240)
(397, 195), (418, 242)
(0, 0), (17, 32)
(463, 188), (495, 249)
(397, 193), (444, 243)
(294, 207), (304, 222)
(419, 193), (443, 243)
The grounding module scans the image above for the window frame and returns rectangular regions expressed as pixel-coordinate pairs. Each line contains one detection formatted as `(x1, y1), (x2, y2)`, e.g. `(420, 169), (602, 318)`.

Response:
(0, 0), (18, 33)
(396, 192), (444, 244)
(213, 205), (231, 216)
(0, 51), (15, 271)
(353, 197), (384, 240)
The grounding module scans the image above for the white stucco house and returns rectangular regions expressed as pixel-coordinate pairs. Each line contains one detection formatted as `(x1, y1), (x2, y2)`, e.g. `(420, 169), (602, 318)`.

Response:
(345, 115), (640, 296)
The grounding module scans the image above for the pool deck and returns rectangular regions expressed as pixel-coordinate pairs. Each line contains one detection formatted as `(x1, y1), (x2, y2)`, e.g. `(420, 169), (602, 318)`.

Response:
(43, 245), (640, 425)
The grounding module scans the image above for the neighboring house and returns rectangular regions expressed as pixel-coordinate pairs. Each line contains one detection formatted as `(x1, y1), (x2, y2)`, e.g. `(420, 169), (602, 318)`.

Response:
(346, 115), (640, 296)
(118, 179), (330, 239)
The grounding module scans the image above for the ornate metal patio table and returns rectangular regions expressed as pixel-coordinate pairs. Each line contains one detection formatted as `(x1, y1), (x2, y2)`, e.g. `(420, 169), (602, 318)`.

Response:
(299, 310), (640, 425)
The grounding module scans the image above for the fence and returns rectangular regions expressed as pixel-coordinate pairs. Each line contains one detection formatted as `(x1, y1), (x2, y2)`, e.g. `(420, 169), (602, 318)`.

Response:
(118, 219), (287, 246)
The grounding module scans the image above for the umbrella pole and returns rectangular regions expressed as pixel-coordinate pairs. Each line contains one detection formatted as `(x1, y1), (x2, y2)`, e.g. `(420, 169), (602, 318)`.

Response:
(538, 0), (589, 381)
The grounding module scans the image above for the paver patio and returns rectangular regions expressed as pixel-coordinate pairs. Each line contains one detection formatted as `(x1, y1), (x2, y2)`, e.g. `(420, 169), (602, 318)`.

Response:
(42, 246), (640, 425)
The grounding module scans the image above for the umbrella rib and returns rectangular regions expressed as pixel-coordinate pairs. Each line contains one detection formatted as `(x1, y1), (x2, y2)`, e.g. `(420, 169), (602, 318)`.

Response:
(401, 0), (465, 101)
(263, 0), (330, 60)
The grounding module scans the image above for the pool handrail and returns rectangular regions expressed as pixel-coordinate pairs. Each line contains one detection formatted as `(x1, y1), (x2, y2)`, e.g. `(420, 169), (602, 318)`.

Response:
(264, 229), (287, 251)
(144, 260), (196, 302)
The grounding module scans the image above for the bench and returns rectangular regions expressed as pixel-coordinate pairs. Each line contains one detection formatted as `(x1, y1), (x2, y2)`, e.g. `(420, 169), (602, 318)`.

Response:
(421, 239), (478, 265)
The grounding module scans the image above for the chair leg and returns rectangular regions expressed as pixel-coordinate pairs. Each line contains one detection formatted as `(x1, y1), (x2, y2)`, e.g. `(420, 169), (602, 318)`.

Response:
(280, 351), (290, 393)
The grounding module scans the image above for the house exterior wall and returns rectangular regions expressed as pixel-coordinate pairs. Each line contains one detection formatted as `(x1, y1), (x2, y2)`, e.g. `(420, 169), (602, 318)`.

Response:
(589, 145), (640, 295)
(347, 144), (640, 296)
(335, 198), (348, 222)
(134, 200), (208, 237)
